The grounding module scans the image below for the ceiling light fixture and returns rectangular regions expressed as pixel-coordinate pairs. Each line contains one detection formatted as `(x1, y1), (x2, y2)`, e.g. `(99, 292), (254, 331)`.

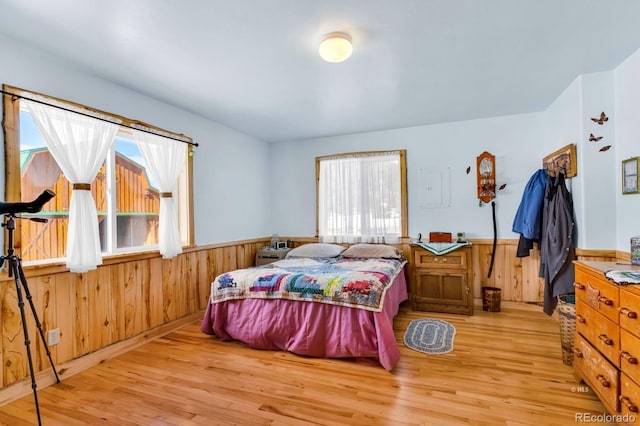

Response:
(318, 32), (353, 63)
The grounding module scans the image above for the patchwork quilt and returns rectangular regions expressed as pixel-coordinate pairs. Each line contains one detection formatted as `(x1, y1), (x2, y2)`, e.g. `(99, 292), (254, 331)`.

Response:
(210, 256), (406, 312)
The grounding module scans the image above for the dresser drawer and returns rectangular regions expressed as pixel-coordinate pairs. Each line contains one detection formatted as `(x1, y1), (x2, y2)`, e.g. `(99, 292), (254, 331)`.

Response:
(621, 329), (640, 385)
(575, 267), (619, 324)
(576, 299), (620, 367)
(414, 251), (466, 269)
(621, 290), (640, 339)
(574, 333), (620, 414)
(620, 374), (640, 424)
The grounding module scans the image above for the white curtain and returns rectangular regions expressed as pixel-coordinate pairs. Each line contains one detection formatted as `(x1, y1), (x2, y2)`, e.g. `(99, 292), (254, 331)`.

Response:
(131, 130), (186, 258)
(24, 99), (120, 272)
(318, 151), (401, 244)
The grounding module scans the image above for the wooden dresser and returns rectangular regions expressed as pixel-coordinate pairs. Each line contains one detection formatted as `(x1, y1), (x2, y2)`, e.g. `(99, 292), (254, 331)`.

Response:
(409, 245), (473, 315)
(574, 261), (640, 422)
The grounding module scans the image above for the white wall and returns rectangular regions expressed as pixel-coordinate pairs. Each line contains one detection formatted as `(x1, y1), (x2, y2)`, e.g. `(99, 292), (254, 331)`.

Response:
(270, 49), (640, 252)
(543, 76), (584, 245)
(543, 72), (617, 249)
(269, 113), (545, 240)
(615, 48), (640, 251)
(0, 34), (271, 245)
(3, 32), (637, 251)
(543, 77), (583, 156)
(578, 72), (616, 249)
(542, 47), (640, 252)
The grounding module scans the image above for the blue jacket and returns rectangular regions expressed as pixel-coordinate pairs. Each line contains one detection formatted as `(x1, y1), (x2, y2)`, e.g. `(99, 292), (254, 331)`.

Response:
(512, 169), (548, 240)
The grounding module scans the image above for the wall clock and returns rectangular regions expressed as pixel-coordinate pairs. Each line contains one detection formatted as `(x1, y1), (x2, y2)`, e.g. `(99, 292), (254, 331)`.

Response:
(476, 151), (496, 204)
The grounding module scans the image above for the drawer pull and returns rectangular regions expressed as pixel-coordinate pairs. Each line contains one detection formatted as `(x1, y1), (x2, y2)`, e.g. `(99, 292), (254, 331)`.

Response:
(574, 282), (585, 290)
(598, 334), (613, 345)
(576, 314), (586, 324)
(620, 396), (639, 413)
(596, 374), (611, 388)
(622, 351), (638, 364)
(598, 296), (613, 306)
(620, 307), (638, 319)
(573, 348), (583, 358)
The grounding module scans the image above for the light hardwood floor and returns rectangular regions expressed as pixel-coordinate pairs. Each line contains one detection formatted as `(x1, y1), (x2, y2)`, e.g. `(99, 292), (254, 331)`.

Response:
(0, 301), (611, 425)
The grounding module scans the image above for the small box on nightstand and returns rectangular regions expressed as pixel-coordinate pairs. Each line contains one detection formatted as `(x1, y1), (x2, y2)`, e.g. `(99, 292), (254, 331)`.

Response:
(255, 247), (291, 266)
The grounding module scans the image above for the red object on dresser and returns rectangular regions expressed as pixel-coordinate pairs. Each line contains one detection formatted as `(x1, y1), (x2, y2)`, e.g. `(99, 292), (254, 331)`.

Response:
(429, 232), (452, 243)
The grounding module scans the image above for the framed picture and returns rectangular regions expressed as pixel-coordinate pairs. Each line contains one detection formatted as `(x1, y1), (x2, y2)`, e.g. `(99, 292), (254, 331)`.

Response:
(622, 157), (639, 195)
(543, 143), (577, 178)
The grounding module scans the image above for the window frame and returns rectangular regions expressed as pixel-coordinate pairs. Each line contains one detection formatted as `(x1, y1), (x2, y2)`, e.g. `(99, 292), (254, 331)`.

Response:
(2, 84), (195, 265)
(315, 149), (408, 239)
(107, 131), (164, 254)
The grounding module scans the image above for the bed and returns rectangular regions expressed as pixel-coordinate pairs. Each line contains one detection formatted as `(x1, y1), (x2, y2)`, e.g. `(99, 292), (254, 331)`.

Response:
(200, 243), (408, 370)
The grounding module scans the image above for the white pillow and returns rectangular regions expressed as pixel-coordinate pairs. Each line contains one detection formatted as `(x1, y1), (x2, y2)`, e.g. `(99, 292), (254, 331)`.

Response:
(340, 243), (404, 259)
(285, 243), (346, 258)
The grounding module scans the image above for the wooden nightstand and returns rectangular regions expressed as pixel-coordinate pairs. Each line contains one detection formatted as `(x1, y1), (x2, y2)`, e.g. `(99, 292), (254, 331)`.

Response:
(409, 245), (473, 315)
(255, 247), (291, 266)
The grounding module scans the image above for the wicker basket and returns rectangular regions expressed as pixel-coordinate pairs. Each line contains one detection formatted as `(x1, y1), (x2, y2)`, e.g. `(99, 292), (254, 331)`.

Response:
(558, 294), (576, 366)
(481, 287), (502, 312)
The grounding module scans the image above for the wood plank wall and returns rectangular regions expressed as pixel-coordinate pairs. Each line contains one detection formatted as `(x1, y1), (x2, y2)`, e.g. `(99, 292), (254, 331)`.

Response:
(0, 238), (270, 391)
(0, 236), (621, 394)
(284, 237), (620, 302)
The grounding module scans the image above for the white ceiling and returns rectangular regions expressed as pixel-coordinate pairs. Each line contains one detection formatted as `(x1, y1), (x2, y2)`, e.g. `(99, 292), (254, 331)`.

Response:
(1, 0), (640, 143)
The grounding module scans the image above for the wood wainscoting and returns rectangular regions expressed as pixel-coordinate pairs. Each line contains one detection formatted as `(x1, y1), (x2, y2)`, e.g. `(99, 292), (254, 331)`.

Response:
(284, 237), (621, 303)
(0, 237), (271, 400)
(0, 235), (623, 403)
(469, 241), (617, 302)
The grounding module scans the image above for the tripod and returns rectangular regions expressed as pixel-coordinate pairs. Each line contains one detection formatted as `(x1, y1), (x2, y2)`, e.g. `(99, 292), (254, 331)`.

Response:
(0, 190), (60, 425)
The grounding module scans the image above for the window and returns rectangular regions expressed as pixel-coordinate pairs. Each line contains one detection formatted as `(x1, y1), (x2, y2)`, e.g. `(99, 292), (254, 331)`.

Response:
(3, 86), (194, 265)
(316, 150), (407, 243)
(111, 136), (160, 250)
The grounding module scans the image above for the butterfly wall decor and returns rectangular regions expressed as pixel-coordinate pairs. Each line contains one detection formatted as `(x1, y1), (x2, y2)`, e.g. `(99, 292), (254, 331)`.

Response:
(591, 112), (608, 125)
(599, 145), (612, 152)
(589, 133), (603, 142)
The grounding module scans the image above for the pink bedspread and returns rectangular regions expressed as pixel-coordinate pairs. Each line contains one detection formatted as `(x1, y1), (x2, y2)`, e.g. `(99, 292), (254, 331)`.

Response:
(200, 269), (408, 371)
